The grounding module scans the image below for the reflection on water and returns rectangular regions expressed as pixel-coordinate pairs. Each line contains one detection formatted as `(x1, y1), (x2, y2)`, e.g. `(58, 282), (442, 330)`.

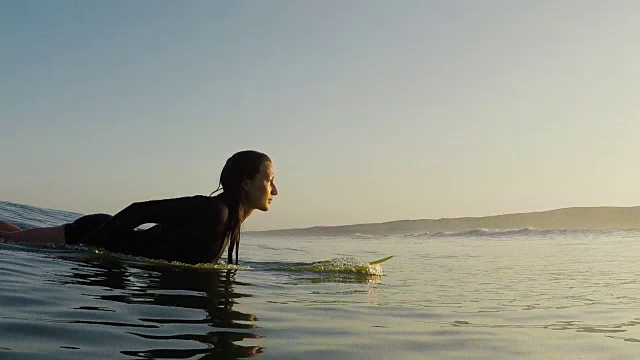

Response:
(0, 243), (390, 358)
(50, 254), (263, 358)
(8, 230), (640, 359)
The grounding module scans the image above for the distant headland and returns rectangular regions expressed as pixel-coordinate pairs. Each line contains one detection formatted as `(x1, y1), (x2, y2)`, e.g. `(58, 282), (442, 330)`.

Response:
(249, 206), (640, 236)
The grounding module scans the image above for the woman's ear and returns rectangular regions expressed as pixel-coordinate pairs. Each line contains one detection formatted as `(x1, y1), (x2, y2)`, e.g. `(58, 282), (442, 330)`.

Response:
(242, 179), (251, 192)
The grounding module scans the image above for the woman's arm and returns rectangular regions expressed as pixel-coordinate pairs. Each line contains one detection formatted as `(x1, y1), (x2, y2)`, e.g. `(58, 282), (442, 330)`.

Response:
(82, 195), (222, 244)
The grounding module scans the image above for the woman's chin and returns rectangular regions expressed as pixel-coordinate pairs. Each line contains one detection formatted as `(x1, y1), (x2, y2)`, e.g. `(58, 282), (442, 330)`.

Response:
(254, 204), (269, 212)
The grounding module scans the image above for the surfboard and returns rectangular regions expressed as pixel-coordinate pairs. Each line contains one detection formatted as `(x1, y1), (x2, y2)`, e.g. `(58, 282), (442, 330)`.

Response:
(349, 255), (394, 274)
(368, 255), (393, 265)
(279, 256), (393, 276)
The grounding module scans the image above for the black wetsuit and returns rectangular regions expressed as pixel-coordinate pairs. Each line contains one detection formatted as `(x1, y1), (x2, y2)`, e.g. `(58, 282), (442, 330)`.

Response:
(64, 195), (229, 264)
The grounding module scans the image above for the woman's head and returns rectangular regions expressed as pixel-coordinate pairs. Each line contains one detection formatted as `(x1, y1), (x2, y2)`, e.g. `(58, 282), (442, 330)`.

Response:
(214, 150), (277, 264)
(219, 150), (277, 212)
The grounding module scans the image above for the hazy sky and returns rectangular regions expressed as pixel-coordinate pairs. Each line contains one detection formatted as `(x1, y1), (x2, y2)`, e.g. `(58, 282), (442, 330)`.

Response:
(2, 1), (640, 230)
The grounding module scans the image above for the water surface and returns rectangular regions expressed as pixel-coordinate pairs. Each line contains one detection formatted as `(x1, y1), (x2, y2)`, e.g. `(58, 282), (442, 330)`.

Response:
(1, 201), (640, 359)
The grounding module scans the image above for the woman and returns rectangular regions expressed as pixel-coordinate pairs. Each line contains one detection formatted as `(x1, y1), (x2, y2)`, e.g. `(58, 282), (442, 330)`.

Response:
(0, 150), (277, 265)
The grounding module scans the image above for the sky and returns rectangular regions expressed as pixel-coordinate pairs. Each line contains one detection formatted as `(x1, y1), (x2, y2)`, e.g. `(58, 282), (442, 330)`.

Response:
(2, 1), (640, 230)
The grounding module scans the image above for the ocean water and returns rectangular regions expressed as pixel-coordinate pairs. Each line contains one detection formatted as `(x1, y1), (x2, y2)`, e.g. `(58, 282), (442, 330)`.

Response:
(1, 201), (640, 359)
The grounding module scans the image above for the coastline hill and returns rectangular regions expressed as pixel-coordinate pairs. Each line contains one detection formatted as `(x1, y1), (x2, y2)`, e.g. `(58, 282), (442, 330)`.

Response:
(249, 206), (640, 236)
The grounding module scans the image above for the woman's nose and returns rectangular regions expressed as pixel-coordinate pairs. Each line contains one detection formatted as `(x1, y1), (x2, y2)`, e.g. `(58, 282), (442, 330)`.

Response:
(271, 183), (278, 195)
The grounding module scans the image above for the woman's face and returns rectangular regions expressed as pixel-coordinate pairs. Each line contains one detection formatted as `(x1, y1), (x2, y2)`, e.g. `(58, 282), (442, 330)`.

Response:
(243, 161), (277, 211)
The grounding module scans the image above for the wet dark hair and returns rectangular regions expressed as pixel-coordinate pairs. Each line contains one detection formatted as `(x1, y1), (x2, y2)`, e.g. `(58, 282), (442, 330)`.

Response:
(210, 150), (272, 264)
